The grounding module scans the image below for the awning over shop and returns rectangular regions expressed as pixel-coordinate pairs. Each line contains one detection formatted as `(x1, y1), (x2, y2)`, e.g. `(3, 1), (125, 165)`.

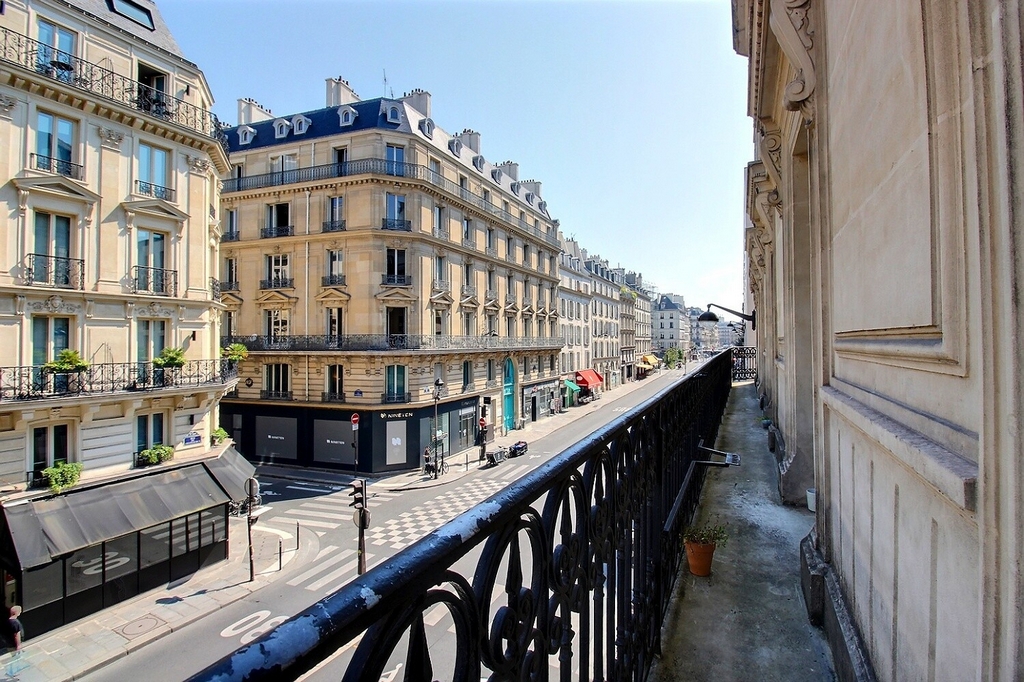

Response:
(643, 355), (660, 366)
(204, 446), (256, 502)
(576, 369), (604, 388)
(564, 379), (581, 392)
(636, 363), (653, 370)
(4, 464), (230, 569)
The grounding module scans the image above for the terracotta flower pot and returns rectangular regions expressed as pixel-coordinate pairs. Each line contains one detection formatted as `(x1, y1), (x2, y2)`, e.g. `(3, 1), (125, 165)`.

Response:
(685, 541), (717, 576)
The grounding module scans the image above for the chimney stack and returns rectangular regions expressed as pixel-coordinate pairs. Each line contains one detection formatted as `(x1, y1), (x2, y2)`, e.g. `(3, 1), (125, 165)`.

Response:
(457, 129), (481, 153)
(326, 77), (360, 107)
(497, 161), (519, 181)
(520, 180), (542, 197)
(401, 89), (431, 117)
(237, 98), (273, 125)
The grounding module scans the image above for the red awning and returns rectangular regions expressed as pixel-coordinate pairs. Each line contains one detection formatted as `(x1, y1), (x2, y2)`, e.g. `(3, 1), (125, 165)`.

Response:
(576, 369), (604, 388)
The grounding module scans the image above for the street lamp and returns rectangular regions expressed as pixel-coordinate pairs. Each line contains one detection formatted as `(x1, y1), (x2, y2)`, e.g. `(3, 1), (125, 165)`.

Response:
(432, 377), (444, 479)
(698, 304), (756, 331)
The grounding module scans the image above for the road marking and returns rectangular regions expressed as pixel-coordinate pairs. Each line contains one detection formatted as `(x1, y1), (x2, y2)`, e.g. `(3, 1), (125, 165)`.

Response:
(286, 485), (332, 493)
(255, 525), (294, 541)
(306, 554), (373, 591)
(424, 603), (449, 627)
(281, 508), (350, 521)
(298, 501), (347, 511)
(267, 516), (339, 530)
(314, 545), (338, 561)
(286, 548), (355, 586)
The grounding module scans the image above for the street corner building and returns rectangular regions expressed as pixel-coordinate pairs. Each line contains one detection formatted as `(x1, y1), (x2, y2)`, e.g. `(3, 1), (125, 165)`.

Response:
(0, 0), (247, 635)
(732, 0), (1024, 679)
(215, 79), (567, 473)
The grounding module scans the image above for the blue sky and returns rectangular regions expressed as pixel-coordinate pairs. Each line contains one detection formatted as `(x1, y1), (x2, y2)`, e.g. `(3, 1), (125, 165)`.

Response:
(160, 0), (752, 311)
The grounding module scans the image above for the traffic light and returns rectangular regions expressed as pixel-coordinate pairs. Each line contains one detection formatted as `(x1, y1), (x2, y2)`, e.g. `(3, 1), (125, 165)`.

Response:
(348, 479), (366, 509)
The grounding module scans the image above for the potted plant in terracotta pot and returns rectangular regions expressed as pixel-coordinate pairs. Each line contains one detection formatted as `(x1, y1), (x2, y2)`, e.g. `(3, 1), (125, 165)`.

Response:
(683, 522), (729, 576)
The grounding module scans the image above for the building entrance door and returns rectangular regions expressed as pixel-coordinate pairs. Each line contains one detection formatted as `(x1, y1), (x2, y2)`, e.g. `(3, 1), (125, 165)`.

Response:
(503, 358), (515, 432)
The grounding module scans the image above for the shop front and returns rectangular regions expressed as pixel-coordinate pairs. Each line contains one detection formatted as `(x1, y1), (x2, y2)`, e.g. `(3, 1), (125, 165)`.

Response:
(562, 378), (581, 409)
(521, 379), (560, 425)
(575, 369), (604, 401)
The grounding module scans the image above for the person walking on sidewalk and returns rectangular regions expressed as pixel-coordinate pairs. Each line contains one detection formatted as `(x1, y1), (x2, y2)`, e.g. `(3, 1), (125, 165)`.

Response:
(1, 605), (24, 676)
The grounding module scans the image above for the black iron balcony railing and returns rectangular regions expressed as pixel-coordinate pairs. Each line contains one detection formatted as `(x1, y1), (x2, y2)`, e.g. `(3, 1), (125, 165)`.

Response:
(322, 219), (346, 233)
(0, 359), (237, 402)
(210, 277), (221, 301)
(732, 346), (757, 381)
(485, 246), (498, 258)
(260, 390), (293, 400)
(382, 274), (412, 286)
(461, 285), (477, 298)
(260, 278), (293, 289)
(196, 352), (734, 680)
(431, 279), (451, 292)
(132, 266), (177, 296)
(0, 27), (222, 140)
(31, 153), (83, 180)
(260, 225), (294, 239)
(135, 180), (175, 202)
(219, 158), (559, 248)
(321, 391), (346, 403)
(321, 274), (346, 287)
(381, 218), (412, 231)
(220, 334), (566, 353)
(381, 392), (411, 404)
(221, 280), (240, 292)
(220, 231), (241, 242)
(27, 254), (84, 290)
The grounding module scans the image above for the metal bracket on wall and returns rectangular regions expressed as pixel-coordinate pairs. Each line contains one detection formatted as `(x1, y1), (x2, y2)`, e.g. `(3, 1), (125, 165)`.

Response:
(696, 439), (742, 467)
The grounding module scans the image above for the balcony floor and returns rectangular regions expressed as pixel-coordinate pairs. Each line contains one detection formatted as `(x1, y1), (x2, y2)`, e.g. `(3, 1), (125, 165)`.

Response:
(649, 382), (835, 681)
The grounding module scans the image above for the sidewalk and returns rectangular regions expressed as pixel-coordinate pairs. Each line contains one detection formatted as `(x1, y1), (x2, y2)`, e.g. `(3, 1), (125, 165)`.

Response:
(649, 382), (835, 681)
(1, 370), (672, 681)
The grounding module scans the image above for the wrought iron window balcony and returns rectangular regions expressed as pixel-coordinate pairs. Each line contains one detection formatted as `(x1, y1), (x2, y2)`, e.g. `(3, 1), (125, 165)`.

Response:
(322, 391), (347, 403)
(432, 227), (449, 240)
(505, 294), (518, 306)
(485, 246), (498, 258)
(522, 297), (534, 308)
(196, 352), (736, 681)
(221, 280), (240, 292)
(0, 359), (237, 402)
(260, 390), (293, 401)
(27, 254), (84, 290)
(322, 274), (347, 287)
(0, 27), (222, 140)
(135, 180), (176, 202)
(32, 153), (83, 180)
(505, 252), (517, 263)
(382, 274), (412, 286)
(260, 278), (294, 289)
(381, 392), (411, 404)
(322, 219), (346, 233)
(131, 266), (178, 296)
(221, 334), (567, 353)
(461, 285), (477, 298)
(260, 225), (294, 239)
(462, 237), (476, 249)
(485, 378), (500, 388)
(210, 277), (222, 301)
(485, 289), (498, 301)
(381, 218), (412, 232)
(432, 279), (451, 292)
(220, 231), (241, 242)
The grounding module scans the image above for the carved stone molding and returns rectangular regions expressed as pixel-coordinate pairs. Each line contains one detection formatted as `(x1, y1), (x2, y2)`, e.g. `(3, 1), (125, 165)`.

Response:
(769, 0), (815, 118)
(143, 301), (174, 318)
(124, 209), (135, 233)
(14, 296), (26, 316)
(18, 189), (29, 216)
(0, 94), (18, 119)
(85, 299), (95, 318)
(185, 154), (211, 175)
(125, 301), (134, 319)
(97, 126), (125, 150)
(32, 295), (81, 314)
(758, 122), (784, 190)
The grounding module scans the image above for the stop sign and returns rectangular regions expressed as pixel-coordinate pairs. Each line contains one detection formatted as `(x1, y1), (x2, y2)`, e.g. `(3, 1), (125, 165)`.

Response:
(351, 413), (360, 425)
(479, 418), (486, 429)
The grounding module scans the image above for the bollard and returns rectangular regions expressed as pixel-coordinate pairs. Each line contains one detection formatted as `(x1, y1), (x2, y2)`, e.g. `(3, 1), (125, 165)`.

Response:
(278, 538), (283, 572)
(296, 521), (299, 551)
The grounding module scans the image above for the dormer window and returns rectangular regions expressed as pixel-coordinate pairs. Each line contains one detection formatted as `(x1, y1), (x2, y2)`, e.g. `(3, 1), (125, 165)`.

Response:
(491, 168), (503, 184)
(448, 138), (462, 157)
(525, 192), (535, 205)
(538, 200), (547, 213)
(292, 114), (311, 135)
(273, 118), (292, 139)
(238, 125), (256, 145)
(510, 181), (521, 196)
(472, 155), (486, 172)
(419, 118), (435, 138)
(386, 106), (402, 124)
(338, 105), (357, 127)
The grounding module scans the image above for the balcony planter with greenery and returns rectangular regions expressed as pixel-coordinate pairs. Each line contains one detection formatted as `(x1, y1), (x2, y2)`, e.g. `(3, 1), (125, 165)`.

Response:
(221, 343), (249, 366)
(152, 347), (187, 369)
(211, 427), (229, 445)
(42, 461), (83, 494)
(42, 349), (89, 374)
(137, 444), (174, 467)
(683, 522), (729, 576)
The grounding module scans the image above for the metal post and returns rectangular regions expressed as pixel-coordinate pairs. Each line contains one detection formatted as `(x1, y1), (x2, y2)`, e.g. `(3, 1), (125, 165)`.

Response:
(357, 510), (367, 575)
(278, 538), (283, 572)
(246, 477), (256, 583)
(296, 521), (299, 551)
(433, 391), (439, 479)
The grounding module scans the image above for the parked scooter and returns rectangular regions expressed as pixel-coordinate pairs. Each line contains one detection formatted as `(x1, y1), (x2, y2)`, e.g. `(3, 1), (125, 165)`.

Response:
(508, 441), (528, 458)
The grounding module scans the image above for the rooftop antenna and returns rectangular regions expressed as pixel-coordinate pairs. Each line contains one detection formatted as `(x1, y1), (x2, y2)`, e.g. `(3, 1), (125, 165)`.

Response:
(383, 69), (388, 97)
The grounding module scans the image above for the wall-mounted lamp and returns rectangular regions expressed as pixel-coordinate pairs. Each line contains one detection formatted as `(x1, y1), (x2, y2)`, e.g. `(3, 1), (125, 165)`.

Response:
(190, 331), (197, 341)
(698, 304), (756, 331)
(184, 84), (191, 95)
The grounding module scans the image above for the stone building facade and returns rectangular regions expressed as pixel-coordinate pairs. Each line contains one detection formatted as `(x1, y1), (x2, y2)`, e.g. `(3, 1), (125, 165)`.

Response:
(557, 237), (593, 407)
(733, 0), (1024, 678)
(218, 80), (562, 471)
(584, 254), (619, 392)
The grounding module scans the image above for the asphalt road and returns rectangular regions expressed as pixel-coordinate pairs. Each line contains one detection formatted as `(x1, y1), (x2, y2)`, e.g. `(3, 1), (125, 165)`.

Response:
(85, 369), (689, 681)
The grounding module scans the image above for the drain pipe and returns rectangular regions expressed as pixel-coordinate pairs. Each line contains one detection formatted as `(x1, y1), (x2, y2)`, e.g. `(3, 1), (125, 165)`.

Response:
(305, 189), (311, 402)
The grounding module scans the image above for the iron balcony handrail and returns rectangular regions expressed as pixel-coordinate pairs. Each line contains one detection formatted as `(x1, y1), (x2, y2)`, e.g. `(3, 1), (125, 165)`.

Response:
(193, 351), (735, 681)
(431, 279), (451, 292)
(322, 219), (346, 233)
(220, 231), (241, 242)
(210, 277), (221, 301)
(461, 285), (477, 297)
(0, 359), (237, 402)
(221, 280), (240, 292)
(27, 253), (84, 290)
(260, 278), (294, 289)
(31, 153), (83, 180)
(321, 274), (347, 287)
(381, 392), (411, 404)
(260, 225), (294, 239)
(135, 180), (176, 202)
(0, 27), (222, 139)
(131, 266), (177, 297)
(220, 334), (566, 352)
(220, 157), (559, 248)
(381, 218), (411, 231)
(260, 390), (293, 400)
(321, 391), (347, 403)
(382, 274), (412, 286)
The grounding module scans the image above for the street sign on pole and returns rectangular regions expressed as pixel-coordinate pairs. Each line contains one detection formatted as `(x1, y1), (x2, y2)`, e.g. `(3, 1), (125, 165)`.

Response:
(351, 413), (359, 431)
(479, 417), (487, 430)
